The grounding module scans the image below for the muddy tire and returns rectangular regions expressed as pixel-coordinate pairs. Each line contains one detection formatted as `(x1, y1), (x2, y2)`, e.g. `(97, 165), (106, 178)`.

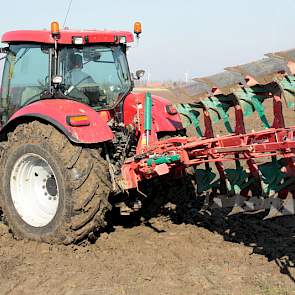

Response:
(0, 121), (111, 244)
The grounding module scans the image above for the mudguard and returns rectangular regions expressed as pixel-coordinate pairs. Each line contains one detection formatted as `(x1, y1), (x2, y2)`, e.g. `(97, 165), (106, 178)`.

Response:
(2, 99), (114, 144)
(123, 93), (184, 132)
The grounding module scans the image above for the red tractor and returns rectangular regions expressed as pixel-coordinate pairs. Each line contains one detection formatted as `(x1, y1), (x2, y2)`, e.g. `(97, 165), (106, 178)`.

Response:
(0, 21), (294, 245)
(0, 22), (186, 244)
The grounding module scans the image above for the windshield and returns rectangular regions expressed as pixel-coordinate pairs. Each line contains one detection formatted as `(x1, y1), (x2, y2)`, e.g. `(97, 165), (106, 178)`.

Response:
(59, 45), (132, 110)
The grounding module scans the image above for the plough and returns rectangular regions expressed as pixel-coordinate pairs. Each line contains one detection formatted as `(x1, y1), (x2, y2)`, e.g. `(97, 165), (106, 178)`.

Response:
(122, 48), (295, 219)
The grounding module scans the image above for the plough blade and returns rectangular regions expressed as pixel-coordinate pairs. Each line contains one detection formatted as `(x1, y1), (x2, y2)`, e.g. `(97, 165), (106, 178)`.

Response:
(281, 197), (295, 215)
(264, 197), (295, 219)
(226, 57), (290, 85)
(201, 195), (295, 219)
(264, 203), (282, 220)
(228, 205), (245, 216)
(202, 195), (237, 210)
(266, 49), (295, 109)
(194, 71), (245, 95)
(267, 48), (295, 70)
(169, 80), (210, 103)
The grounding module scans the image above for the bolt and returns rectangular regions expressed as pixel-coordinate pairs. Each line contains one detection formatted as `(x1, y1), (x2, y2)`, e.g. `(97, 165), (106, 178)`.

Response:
(44, 192), (48, 196)
(53, 197), (57, 201)
(48, 197), (52, 200)
(42, 185), (45, 189)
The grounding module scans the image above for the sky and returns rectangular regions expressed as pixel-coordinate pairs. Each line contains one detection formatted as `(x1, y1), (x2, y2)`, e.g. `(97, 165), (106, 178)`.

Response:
(0, 0), (295, 81)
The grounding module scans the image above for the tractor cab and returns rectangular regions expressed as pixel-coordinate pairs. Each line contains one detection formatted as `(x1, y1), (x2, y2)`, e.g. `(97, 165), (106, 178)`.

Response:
(0, 22), (183, 146)
(0, 22), (135, 121)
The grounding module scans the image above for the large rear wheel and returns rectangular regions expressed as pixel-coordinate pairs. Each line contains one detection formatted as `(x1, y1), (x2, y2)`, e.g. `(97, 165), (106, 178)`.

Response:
(0, 121), (112, 244)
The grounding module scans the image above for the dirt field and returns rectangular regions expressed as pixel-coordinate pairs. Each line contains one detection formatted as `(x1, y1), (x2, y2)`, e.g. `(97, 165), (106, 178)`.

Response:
(1, 211), (295, 295)
(1, 88), (295, 295)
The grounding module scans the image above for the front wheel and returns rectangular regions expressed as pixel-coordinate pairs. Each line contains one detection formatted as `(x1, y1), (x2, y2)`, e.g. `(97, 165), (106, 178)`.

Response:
(0, 121), (112, 244)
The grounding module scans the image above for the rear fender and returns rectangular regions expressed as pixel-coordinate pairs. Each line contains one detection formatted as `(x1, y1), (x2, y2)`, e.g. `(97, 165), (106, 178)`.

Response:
(1, 99), (114, 144)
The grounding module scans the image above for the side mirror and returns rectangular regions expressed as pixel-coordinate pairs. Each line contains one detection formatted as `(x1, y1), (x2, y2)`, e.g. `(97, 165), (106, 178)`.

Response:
(0, 47), (8, 54)
(0, 47), (8, 61)
(133, 69), (145, 80)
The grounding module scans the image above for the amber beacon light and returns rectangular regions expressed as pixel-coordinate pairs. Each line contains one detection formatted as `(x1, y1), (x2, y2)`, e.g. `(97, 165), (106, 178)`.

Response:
(51, 21), (60, 37)
(134, 21), (142, 37)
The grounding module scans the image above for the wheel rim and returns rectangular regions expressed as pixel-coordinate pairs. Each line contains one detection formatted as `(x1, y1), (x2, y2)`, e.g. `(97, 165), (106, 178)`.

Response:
(10, 153), (59, 227)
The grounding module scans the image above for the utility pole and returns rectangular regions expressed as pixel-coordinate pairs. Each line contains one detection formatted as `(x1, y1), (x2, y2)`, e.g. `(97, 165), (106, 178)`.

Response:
(185, 72), (189, 83)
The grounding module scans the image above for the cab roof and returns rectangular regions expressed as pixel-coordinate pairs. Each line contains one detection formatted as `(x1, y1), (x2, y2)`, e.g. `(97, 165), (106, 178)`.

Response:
(1, 30), (134, 44)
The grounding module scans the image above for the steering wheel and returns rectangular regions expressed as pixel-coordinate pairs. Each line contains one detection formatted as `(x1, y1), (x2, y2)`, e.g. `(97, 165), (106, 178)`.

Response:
(65, 75), (93, 95)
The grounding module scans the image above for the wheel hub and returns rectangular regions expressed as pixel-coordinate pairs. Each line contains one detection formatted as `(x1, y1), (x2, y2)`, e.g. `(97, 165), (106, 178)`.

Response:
(10, 153), (60, 227)
(46, 176), (58, 197)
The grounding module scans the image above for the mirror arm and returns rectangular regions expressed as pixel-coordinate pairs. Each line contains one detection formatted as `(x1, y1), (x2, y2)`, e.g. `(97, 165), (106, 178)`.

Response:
(131, 73), (137, 80)
(0, 47), (8, 54)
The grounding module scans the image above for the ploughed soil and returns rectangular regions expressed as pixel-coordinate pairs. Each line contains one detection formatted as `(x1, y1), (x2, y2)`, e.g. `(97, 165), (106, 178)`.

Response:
(1, 88), (295, 295)
(2, 212), (295, 295)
